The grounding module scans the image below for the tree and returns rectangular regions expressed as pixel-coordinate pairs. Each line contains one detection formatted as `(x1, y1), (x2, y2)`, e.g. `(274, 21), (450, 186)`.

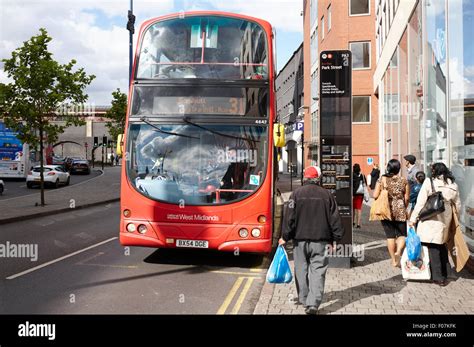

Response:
(105, 88), (127, 141)
(0, 28), (95, 206)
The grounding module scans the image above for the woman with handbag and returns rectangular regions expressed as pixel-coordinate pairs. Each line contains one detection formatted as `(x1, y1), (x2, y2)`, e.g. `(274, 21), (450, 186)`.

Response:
(353, 163), (368, 229)
(373, 159), (410, 267)
(408, 163), (461, 286)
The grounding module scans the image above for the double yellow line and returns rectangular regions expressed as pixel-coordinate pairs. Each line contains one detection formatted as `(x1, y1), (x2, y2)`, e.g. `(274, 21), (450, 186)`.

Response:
(217, 276), (257, 315)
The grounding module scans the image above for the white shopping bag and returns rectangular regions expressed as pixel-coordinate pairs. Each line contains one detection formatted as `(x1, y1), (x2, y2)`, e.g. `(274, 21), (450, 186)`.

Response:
(401, 245), (431, 281)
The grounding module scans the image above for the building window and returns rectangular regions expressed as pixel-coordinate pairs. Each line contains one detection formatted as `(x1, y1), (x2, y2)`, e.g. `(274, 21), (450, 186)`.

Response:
(321, 16), (325, 40)
(310, 29), (318, 66)
(310, 0), (317, 28)
(350, 41), (371, 69)
(328, 4), (332, 32)
(353, 96), (371, 123)
(311, 111), (318, 139)
(349, 0), (369, 16)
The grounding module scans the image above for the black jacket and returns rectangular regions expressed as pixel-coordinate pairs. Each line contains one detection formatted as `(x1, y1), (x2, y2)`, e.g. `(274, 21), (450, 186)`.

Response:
(281, 182), (345, 243)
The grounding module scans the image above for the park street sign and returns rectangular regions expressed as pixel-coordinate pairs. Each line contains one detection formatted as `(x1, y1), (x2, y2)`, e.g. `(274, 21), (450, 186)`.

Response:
(319, 50), (352, 268)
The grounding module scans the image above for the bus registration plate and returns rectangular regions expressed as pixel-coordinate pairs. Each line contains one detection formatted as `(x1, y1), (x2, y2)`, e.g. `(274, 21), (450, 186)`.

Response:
(176, 240), (209, 249)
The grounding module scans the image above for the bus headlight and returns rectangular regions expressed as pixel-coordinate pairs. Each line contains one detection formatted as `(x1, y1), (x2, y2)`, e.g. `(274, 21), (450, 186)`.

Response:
(123, 209), (131, 217)
(126, 223), (136, 233)
(251, 228), (261, 238)
(239, 228), (249, 238)
(258, 215), (267, 223)
(137, 224), (147, 234)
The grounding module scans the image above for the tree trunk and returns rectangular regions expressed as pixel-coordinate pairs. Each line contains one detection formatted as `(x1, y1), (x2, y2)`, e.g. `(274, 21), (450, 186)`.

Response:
(39, 125), (45, 206)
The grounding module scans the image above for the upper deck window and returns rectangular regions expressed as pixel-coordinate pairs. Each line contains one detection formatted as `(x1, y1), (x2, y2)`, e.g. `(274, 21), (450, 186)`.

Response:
(136, 16), (268, 80)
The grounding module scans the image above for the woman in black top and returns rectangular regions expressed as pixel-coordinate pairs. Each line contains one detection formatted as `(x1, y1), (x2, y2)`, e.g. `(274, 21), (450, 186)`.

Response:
(353, 163), (367, 229)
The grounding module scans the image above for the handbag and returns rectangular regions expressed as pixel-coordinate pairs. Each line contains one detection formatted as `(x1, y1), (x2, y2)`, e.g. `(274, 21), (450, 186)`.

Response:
(363, 186), (370, 202)
(417, 178), (445, 221)
(369, 178), (392, 221)
(446, 202), (469, 272)
(355, 175), (364, 194)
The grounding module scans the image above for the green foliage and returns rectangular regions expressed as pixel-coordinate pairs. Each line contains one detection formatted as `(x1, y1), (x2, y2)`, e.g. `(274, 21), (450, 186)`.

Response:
(0, 28), (95, 205)
(0, 28), (95, 146)
(105, 88), (127, 140)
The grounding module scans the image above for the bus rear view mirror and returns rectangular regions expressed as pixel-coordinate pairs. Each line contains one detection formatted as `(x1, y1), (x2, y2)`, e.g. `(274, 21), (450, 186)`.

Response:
(116, 134), (124, 156)
(273, 123), (285, 148)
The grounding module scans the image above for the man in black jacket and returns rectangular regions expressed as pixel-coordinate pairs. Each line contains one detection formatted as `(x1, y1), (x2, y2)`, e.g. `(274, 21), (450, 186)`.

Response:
(279, 165), (344, 315)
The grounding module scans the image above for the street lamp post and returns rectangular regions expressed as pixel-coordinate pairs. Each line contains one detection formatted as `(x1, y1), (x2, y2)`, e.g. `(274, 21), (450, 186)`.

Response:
(127, 0), (135, 87)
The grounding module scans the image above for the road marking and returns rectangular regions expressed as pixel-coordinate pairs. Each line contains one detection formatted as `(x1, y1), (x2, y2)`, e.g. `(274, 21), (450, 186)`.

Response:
(217, 277), (244, 314)
(250, 268), (263, 273)
(78, 263), (138, 269)
(76, 252), (105, 265)
(231, 277), (256, 314)
(209, 270), (262, 277)
(6, 237), (118, 280)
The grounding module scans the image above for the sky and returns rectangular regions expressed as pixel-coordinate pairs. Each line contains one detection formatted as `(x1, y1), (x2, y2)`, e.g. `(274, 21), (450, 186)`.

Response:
(0, 0), (303, 105)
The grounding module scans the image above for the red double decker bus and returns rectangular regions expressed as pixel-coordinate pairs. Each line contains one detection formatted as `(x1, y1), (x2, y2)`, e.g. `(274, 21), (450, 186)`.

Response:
(120, 11), (277, 253)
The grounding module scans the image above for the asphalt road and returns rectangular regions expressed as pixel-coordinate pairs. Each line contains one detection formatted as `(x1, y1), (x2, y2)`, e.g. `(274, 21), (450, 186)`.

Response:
(0, 169), (102, 200)
(0, 202), (269, 314)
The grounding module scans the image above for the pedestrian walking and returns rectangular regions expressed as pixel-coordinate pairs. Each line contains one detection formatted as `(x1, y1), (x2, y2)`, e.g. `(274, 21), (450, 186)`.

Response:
(373, 159), (410, 267)
(353, 163), (368, 229)
(404, 154), (421, 192)
(409, 163), (461, 286)
(279, 165), (344, 315)
(369, 163), (380, 190)
(408, 171), (425, 217)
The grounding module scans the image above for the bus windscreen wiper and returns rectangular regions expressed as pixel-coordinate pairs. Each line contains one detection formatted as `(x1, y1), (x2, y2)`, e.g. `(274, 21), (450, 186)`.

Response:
(140, 116), (199, 139)
(183, 117), (260, 143)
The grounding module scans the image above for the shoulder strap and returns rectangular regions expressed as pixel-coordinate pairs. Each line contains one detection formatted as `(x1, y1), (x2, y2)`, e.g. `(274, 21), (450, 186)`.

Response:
(430, 178), (436, 193)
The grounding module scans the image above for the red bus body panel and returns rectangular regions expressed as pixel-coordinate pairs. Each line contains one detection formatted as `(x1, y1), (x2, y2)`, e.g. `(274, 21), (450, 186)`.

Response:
(121, 12), (276, 253)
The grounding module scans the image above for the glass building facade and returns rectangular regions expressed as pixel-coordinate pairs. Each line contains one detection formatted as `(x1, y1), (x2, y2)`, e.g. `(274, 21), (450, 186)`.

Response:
(377, 0), (474, 255)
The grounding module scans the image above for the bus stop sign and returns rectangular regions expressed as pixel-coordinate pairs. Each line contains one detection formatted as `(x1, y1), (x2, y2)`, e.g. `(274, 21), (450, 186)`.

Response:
(319, 50), (352, 268)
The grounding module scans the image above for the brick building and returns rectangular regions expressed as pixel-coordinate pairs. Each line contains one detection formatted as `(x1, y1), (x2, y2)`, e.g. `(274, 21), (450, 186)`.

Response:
(275, 43), (304, 176)
(303, 0), (379, 176)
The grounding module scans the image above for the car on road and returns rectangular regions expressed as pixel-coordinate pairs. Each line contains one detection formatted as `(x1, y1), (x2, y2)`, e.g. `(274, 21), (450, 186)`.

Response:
(0, 179), (4, 195)
(26, 165), (70, 189)
(64, 156), (82, 171)
(51, 155), (66, 166)
(69, 158), (91, 174)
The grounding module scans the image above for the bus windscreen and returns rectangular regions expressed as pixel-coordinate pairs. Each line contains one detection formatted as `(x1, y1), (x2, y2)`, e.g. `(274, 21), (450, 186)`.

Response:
(126, 123), (268, 205)
(136, 16), (268, 80)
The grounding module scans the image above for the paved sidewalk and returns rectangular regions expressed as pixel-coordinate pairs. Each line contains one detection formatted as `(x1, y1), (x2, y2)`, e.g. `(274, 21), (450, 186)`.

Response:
(0, 166), (121, 224)
(254, 174), (474, 314)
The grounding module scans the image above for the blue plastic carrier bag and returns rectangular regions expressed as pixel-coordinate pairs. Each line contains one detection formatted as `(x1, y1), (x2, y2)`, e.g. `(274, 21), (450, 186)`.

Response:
(406, 226), (421, 261)
(266, 245), (293, 284)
